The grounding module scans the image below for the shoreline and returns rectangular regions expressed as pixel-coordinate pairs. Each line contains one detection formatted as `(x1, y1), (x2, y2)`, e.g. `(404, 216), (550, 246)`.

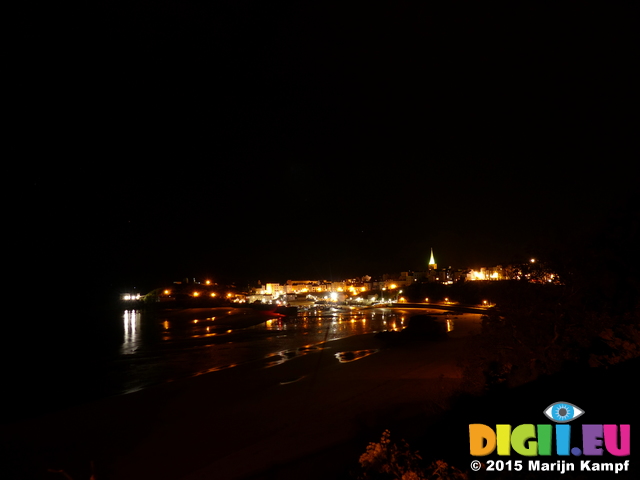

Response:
(1, 327), (477, 480)
(3, 306), (474, 426)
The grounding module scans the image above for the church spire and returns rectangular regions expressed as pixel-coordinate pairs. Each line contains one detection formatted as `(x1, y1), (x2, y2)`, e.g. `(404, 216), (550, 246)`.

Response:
(428, 247), (437, 270)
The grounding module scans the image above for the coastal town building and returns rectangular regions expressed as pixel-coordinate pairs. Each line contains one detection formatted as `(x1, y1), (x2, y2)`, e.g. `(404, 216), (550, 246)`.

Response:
(157, 248), (561, 306)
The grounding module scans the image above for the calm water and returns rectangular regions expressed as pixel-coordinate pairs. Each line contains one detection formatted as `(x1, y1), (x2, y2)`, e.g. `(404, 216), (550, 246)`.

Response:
(114, 306), (443, 392)
(7, 306), (477, 423)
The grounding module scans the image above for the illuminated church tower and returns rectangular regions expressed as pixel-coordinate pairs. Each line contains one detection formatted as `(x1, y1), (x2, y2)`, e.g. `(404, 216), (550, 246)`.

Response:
(428, 247), (437, 270)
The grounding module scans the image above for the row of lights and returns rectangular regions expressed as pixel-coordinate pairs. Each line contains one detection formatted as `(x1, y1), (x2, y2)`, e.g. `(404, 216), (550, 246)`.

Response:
(163, 290), (238, 299)
(156, 289), (494, 307)
(421, 297), (492, 306)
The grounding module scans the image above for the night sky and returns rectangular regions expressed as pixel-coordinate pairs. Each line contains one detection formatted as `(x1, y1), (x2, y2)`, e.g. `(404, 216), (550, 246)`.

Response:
(20, 1), (635, 300)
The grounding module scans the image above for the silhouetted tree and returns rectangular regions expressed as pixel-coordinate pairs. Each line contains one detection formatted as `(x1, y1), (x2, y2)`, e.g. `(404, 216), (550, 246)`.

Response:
(463, 198), (640, 390)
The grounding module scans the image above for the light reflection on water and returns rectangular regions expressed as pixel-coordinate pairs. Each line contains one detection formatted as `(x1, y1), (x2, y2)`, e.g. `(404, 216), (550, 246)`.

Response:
(263, 344), (326, 368)
(121, 310), (140, 355)
(335, 349), (379, 363)
(112, 307), (471, 397)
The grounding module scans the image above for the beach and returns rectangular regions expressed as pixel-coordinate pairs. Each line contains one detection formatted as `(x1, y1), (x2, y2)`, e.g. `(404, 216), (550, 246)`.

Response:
(1, 315), (480, 480)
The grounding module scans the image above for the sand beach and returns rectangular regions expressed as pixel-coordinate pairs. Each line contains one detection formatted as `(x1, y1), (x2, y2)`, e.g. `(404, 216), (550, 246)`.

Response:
(1, 319), (479, 480)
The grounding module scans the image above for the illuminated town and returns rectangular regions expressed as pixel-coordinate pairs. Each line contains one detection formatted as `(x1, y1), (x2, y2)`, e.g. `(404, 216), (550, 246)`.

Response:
(127, 248), (562, 308)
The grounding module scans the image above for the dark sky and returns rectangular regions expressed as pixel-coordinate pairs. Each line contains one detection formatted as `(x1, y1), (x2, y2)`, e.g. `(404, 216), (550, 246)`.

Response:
(20, 1), (635, 296)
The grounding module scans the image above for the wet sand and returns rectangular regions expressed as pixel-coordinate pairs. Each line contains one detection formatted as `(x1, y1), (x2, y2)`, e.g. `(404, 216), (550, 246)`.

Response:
(1, 325), (479, 480)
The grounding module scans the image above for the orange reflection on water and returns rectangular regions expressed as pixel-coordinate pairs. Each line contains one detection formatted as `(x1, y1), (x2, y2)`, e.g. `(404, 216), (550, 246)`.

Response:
(335, 349), (378, 363)
(263, 344), (325, 368)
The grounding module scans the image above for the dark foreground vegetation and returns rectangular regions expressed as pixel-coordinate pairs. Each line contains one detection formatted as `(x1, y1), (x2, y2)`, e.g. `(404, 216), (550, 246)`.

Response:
(353, 200), (639, 479)
(468, 200), (639, 391)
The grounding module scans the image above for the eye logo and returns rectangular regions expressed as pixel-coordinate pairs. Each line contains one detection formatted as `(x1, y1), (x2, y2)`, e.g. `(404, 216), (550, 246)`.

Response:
(543, 401), (584, 423)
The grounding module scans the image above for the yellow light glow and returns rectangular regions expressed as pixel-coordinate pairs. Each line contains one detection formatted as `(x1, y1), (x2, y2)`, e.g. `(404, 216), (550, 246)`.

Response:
(193, 291), (200, 297)
(210, 292), (216, 297)
(389, 284), (397, 289)
(205, 280), (211, 285)
(163, 290), (170, 295)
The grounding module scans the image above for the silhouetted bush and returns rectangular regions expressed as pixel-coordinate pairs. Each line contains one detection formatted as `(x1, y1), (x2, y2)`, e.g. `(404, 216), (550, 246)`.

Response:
(462, 199), (640, 390)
